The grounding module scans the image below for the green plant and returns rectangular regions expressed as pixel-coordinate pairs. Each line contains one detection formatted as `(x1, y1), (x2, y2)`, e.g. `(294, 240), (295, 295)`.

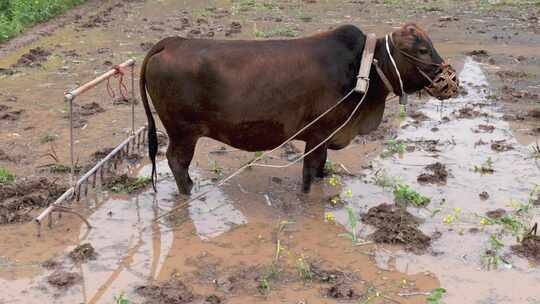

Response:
(381, 139), (405, 158)
(210, 160), (223, 176)
(393, 183), (431, 207)
(0, 0), (85, 42)
(529, 142), (540, 159)
(0, 168), (15, 185)
(254, 26), (299, 38)
(296, 254), (312, 281)
(473, 157), (494, 174)
(40, 133), (58, 144)
(339, 206), (359, 243)
(482, 234), (508, 270)
(114, 293), (131, 304)
(427, 288), (446, 304)
(108, 176), (152, 193)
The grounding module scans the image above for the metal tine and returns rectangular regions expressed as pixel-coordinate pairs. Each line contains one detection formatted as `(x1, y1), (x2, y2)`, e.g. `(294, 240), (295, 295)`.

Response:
(126, 141), (131, 155)
(76, 184), (81, 202)
(48, 212), (53, 229)
(92, 171), (97, 188)
(84, 180), (89, 197)
(36, 222), (42, 238)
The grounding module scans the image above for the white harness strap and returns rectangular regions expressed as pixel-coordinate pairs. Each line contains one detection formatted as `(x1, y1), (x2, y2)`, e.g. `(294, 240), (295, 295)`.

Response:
(385, 34), (405, 97)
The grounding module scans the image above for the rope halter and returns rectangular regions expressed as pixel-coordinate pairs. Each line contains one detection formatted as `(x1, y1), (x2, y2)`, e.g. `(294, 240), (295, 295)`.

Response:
(384, 33), (459, 101)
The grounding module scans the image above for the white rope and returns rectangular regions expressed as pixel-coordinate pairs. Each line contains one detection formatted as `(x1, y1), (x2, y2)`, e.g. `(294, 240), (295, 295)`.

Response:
(154, 85), (368, 222)
(385, 34), (404, 96)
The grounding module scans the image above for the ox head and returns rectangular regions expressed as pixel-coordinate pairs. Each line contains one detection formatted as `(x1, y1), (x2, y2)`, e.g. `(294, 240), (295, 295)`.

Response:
(389, 23), (459, 100)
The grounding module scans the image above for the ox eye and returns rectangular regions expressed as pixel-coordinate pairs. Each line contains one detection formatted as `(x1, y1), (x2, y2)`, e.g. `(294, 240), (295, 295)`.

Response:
(419, 48), (430, 55)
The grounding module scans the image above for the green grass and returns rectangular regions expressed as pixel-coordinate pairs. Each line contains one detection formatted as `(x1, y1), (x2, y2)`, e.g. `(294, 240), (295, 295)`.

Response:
(0, 0), (85, 42)
(0, 168), (15, 185)
(108, 176), (152, 194)
(381, 139), (405, 158)
(427, 288), (446, 304)
(254, 26), (299, 38)
(393, 183), (431, 207)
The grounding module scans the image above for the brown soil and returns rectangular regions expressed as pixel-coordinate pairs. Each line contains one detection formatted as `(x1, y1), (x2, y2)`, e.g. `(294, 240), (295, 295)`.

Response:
(485, 209), (506, 219)
(417, 162), (448, 185)
(479, 191), (490, 200)
(324, 282), (362, 300)
(0, 177), (68, 225)
(136, 277), (222, 304)
(361, 203), (431, 253)
(0, 109), (23, 121)
(474, 124), (495, 133)
(12, 47), (51, 68)
(511, 235), (540, 263)
(408, 110), (430, 121)
(490, 140), (514, 152)
(47, 270), (81, 289)
(68, 243), (97, 263)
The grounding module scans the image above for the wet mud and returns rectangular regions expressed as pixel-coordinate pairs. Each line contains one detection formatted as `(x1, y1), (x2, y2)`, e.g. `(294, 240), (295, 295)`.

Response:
(362, 203), (431, 253)
(0, 177), (68, 225)
(0, 0), (539, 303)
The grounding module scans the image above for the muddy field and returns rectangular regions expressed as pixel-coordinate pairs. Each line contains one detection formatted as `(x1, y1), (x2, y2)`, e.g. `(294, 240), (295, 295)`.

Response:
(0, 0), (539, 303)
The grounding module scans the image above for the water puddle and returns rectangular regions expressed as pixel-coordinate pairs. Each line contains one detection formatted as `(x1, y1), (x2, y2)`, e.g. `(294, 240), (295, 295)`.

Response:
(333, 58), (540, 303)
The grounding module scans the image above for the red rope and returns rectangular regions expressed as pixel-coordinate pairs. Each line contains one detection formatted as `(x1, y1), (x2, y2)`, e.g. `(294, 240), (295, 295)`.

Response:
(107, 65), (129, 100)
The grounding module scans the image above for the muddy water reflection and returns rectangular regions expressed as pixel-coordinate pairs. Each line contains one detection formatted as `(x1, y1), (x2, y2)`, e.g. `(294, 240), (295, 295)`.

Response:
(335, 58), (540, 303)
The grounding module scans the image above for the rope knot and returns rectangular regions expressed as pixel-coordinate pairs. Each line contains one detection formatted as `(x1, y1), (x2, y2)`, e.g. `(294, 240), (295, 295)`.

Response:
(107, 65), (129, 101)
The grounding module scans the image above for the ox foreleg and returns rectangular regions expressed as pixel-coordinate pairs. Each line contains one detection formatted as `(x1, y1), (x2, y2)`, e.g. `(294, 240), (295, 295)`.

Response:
(302, 141), (328, 193)
(167, 135), (197, 195)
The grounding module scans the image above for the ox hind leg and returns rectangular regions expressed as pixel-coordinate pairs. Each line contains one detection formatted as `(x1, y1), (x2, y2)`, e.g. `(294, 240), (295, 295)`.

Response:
(302, 141), (328, 193)
(167, 134), (198, 195)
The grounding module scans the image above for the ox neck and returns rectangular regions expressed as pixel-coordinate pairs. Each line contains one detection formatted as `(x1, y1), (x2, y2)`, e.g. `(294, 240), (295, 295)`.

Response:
(373, 36), (406, 99)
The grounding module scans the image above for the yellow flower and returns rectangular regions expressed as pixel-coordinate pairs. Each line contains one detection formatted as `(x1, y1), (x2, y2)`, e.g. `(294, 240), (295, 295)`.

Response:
(443, 215), (455, 224)
(324, 212), (336, 223)
(480, 218), (488, 225)
(454, 207), (462, 213)
(345, 189), (353, 197)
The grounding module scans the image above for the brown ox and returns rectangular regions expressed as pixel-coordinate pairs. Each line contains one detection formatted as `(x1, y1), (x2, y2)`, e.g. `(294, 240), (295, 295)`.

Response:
(140, 23), (458, 195)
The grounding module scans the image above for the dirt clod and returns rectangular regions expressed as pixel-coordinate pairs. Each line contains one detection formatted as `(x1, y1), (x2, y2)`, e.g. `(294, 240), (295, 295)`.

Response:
(136, 278), (195, 304)
(325, 282), (361, 300)
(47, 271), (81, 289)
(69, 243), (97, 263)
(511, 235), (540, 262)
(417, 162), (448, 185)
(361, 203), (430, 253)
(0, 177), (68, 225)
(490, 140), (514, 152)
(13, 47), (51, 68)
(486, 209), (506, 219)
(479, 191), (490, 200)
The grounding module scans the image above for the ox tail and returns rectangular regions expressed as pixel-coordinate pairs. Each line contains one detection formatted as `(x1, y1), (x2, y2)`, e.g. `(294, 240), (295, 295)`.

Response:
(140, 44), (165, 192)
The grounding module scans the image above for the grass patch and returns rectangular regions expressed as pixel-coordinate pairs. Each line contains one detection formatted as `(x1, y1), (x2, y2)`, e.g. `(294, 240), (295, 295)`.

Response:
(0, 168), (15, 184)
(380, 139), (405, 158)
(0, 0), (86, 42)
(254, 26), (299, 38)
(106, 175), (152, 194)
(40, 133), (58, 144)
(473, 157), (495, 174)
(393, 183), (431, 207)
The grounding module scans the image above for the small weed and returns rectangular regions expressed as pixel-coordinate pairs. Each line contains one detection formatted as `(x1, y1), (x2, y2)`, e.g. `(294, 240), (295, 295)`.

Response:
(296, 254), (312, 281)
(443, 208), (462, 224)
(0, 168), (15, 185)
(254, 26), (299, 38)
(399, 104), (407, 118)
(324, 160), (337, 175)
(381, 139), (405, 158)
(339, 206), (360, 243)
(257, 276), (270, 295)
(40, 133), (58, 144)
(427, 288), (446, 304)
(529, 142), (540, 159)
(482, 234), (508, 270)
(210, 160), (223, 176)
(327, 174), (341, 187)
(371, 169), (399, 189)
(108, 176), (152, 194)
(254, 151), (263, 158)
(114, 294), (131, 304)
(473, 157), (495, 174)
(393, 183), (431, 207)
